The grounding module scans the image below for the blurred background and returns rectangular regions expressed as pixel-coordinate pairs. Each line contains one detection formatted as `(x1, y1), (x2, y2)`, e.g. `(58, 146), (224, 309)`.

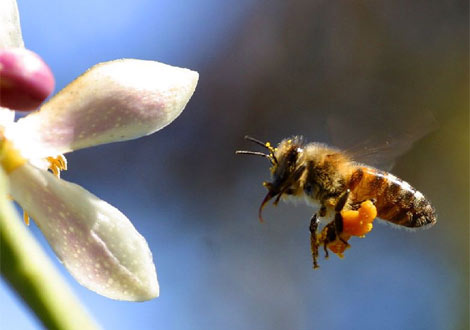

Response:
(1, 0), (468, 329)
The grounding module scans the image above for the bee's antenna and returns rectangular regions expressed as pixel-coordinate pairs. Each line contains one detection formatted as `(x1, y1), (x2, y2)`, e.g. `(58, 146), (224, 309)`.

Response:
(244, 136), (269, 149)
(242, 135), (278, 164)
(235, 150), (270, 158)
(235, 150), (277, 165)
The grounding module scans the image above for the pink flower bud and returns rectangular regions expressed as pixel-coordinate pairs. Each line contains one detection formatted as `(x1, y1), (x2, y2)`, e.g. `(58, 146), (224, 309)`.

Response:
(0, 48), (54, 110)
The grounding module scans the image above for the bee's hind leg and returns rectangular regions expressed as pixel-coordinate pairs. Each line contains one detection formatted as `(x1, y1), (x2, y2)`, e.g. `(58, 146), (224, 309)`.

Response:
(309, 213), (320, 269)
(311, 191), (355, 267)
(334, 189), (351, 245)
(335, 189), (351, 212)
(320, 221), (336, 259)
(316, 190), (352, 260)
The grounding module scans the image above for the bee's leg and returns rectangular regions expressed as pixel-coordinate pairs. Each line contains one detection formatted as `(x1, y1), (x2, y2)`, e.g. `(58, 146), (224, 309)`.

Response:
(309, 214), (320, 269)
(315, 191), (355, 262)
(328, 221), (339, 258)
(335, 189), (351, 212)
(316, 205), (331, 259)
(323, 240), (329, 259)
(319, 220), (350, 258)
(333, 212), (349, 246)
(334, 189), (351, 245)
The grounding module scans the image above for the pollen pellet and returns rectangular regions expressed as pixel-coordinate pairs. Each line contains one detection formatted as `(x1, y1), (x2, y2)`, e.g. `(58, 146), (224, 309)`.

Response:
(341, 200), (377, 237)
(327, 240), (349, 256)
(358, 200), (377, 222)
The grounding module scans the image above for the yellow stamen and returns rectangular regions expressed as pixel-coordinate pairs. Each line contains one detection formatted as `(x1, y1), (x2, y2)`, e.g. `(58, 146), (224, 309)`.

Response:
(46, 155), (68, 178)
(23, 210), (30, 226)
(56, 154), (67, 170)
(1, 134), (68, 225)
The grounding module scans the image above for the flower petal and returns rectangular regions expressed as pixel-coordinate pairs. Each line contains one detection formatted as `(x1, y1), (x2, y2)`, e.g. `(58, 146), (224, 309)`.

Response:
(0, 0), (24, 49)
(8, 163), (159, 301)
(0, 108), (15, 127)
(10, 59), (198, 159)
(0, 48), (55, 110)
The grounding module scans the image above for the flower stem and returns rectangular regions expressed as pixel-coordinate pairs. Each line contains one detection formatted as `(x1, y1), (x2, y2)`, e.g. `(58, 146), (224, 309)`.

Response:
(0, 170), (100, 330)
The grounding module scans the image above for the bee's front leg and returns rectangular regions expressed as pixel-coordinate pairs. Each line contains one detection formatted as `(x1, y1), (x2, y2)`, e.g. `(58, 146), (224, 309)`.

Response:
(309, 214), (320, 269)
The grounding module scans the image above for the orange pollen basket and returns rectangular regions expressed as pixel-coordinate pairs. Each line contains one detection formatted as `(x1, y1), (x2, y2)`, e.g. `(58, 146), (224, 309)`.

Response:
(341, 200), (377, 237)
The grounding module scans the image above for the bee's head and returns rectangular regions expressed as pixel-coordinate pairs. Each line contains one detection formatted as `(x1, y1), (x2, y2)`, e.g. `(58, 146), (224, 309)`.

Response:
(236, 136), (304, 222)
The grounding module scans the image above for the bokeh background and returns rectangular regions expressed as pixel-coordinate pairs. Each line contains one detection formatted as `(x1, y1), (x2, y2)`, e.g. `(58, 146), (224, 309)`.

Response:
(1, 1), (468, 329)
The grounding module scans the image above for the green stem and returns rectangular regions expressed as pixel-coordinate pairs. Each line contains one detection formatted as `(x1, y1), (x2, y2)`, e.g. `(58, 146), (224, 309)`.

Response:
(0, 170), (100, 330)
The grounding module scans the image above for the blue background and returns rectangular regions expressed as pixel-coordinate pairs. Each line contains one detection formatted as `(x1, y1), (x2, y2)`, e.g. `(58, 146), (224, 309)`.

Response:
(1, 1), (468, 329)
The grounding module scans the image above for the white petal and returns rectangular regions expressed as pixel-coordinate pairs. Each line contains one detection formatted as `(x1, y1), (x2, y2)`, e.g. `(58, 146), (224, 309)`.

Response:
(9, 163), (159, 301)
(10, 59), (198, 159)
(0, 108), (15, 126)
(0, 0), (24, 49)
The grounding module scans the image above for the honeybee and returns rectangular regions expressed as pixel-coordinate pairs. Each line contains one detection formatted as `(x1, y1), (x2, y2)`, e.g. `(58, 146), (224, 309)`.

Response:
(236, 135), (436, 268)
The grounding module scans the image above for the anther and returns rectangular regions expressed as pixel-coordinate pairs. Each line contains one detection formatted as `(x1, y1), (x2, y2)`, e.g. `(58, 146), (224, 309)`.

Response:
(46, 155), (68, 178)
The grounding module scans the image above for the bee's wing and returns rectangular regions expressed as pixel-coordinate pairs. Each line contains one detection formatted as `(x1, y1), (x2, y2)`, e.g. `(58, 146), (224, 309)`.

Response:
(327, 110), (438, 171)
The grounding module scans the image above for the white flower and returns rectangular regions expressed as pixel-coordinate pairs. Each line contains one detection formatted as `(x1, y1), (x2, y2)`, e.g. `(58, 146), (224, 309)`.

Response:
(0, 0), (199, 301)
(0, 59), (198, 301)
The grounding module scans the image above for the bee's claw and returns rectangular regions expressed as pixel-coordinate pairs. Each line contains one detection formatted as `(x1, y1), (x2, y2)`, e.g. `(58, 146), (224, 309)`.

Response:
(323, 244), (329, 259)
(309, 213), (320, 269)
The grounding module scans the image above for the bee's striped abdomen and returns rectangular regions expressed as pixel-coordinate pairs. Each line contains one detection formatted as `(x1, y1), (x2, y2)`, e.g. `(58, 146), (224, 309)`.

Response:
(348, 167), (436, 228)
